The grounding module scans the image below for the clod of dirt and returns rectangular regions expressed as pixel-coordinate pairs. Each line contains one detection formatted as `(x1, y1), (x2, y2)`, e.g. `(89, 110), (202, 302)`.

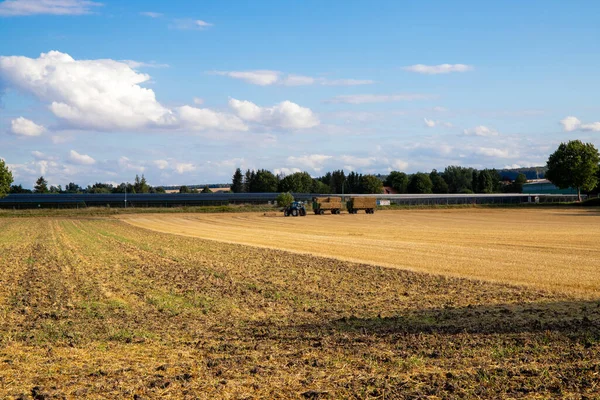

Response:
(301, 390), (329, 399)
(31, 386), (49, 400)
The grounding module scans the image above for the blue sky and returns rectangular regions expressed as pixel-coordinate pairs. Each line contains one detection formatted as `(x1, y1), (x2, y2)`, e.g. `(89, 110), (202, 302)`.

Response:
(1, 0), (599, 187)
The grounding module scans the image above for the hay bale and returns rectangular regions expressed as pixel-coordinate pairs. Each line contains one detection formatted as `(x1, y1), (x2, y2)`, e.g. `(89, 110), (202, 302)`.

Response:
(350, 197), (377, 208)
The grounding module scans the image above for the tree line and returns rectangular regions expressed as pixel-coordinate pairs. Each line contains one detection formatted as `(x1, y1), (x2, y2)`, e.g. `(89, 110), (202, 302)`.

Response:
(230, 168), (385, 194)
(1, 140), (599, 199)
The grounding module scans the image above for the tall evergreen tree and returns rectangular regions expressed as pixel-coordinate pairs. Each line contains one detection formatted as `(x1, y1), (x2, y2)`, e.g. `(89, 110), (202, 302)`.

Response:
(34, 176), (49, 193)
(231, 168), (244, 193)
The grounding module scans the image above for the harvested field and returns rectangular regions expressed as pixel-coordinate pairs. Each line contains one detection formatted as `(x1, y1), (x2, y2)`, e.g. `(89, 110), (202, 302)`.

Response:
(122, 208), (600, 296)
(0, 213), (599, 398)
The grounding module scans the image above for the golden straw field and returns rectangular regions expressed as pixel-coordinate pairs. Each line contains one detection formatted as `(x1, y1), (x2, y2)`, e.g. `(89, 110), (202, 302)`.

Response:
(0, 208), (599, 398)
(122, 208), (600, 296)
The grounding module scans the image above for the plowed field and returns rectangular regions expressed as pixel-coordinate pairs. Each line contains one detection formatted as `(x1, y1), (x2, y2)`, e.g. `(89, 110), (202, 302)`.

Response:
(1, 212), (600, 398)
(121, 208), (600, 296)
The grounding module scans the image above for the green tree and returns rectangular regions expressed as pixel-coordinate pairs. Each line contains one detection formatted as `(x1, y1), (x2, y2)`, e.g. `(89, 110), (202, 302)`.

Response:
(0, 159), (13, 197)
(201, 185), (213, 193)
(442, 166), (474, 193)
(9, 184), (32, 194)
(345, 171), (362, 194)
(407, 173), (433, 194)
(384, 171), (409, 194)
(65, 182), (82, 193)
(513, 173), (527, 193)
(250, 169), (278, 192)
(179, 185), (190, 193)
(429, 170), (448, 193)
(153, 186), (166, 193)
(34, 176), (49, 193)
(546, 140), (600, 201)
(329, 170), (346, 194)
(359, 174), (384, 194)
(311, 179), (330, 194)
(278, 172), (313, 193)
(231, 168), (244, 193)
(134, 174), (150, 193)
(276, 192), (294, 207)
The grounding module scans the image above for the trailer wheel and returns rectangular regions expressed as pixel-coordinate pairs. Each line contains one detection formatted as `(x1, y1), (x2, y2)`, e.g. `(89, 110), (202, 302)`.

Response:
(319, 209), (325, 215)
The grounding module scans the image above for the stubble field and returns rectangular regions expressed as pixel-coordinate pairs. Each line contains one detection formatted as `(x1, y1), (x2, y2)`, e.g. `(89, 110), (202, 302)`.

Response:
(1, 209), (599, 398)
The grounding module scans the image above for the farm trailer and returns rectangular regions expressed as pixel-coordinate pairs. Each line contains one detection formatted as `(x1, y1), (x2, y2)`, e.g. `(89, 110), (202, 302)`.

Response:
(312, 196), (343, 215)
(347, 197), (377, 214)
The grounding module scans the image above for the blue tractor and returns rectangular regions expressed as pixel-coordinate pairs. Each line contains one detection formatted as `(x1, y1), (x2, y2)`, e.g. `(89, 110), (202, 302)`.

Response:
(283, 201), (307, 217)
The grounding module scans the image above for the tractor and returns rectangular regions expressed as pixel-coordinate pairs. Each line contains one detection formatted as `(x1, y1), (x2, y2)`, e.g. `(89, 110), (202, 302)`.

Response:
(283, 201), (307, 217)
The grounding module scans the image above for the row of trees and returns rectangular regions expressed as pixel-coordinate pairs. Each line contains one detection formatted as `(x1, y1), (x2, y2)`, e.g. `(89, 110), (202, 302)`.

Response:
(231, 168), (385, 194)
(1, 140), (599, 199)
(384, 167), (528, 195)
(7, 175), (164, 195)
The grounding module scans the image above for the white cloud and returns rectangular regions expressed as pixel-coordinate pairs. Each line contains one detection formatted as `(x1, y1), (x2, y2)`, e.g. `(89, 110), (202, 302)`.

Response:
(121, 60), (169, 69)
(0, 0), (102, 16)
(10, 117), (45, 136)
(140, 11), (162, 18)
(321, 79), (375, 86)
(325, 93), (434, 104)
(68, 150), (96, 165)
(287, 154), (332, 171)
(229, 99), (319, 129)
(474, 147), (509, 158)
(391, 159), (409, 170)
(171, 19), (213, 30)
(560, 116), (600, 132)
(211, 70), (374, 86)
(178, 105), (248, 131)
(153, 159), (169, 170)
(213, 70), (281, 86)
(118, 157), (145, 173)
(273, 167), (302, 176)
(281, 74), (316, 86)
(338, 155), (376, 169)
(2, 51), (304, 134)
(463, 125), (499, 137)
(424, 118), (453, 128)
(0, 51), (175, 131)
(174, 163), (195, 174)
(31, 151), (47, 160)
(193, 97), (204, 105)
(403, 64), (473, 75)
(581, 122), (600, 131)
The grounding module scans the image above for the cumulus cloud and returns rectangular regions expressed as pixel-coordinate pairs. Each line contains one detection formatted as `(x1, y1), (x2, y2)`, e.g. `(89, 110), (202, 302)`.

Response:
(424, 118), (436, 128)
(211, 70), (374, 86)
(403, 64), (473, 74)
(560, 116), (600, 132)
(10, 117), (45, 136)
(325, 93), (434, 104)
(229, 99), (319, 129)
(273, 167), (302, 176)
(338, 155), (376, 169)
(178, 105), (248, 131)
(463, 125), (499, 137)
(0, 51), (176, 131)
(68, 150), (95, 165)
(0, 51), (317, 134)
(0, 0), (102, 16)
